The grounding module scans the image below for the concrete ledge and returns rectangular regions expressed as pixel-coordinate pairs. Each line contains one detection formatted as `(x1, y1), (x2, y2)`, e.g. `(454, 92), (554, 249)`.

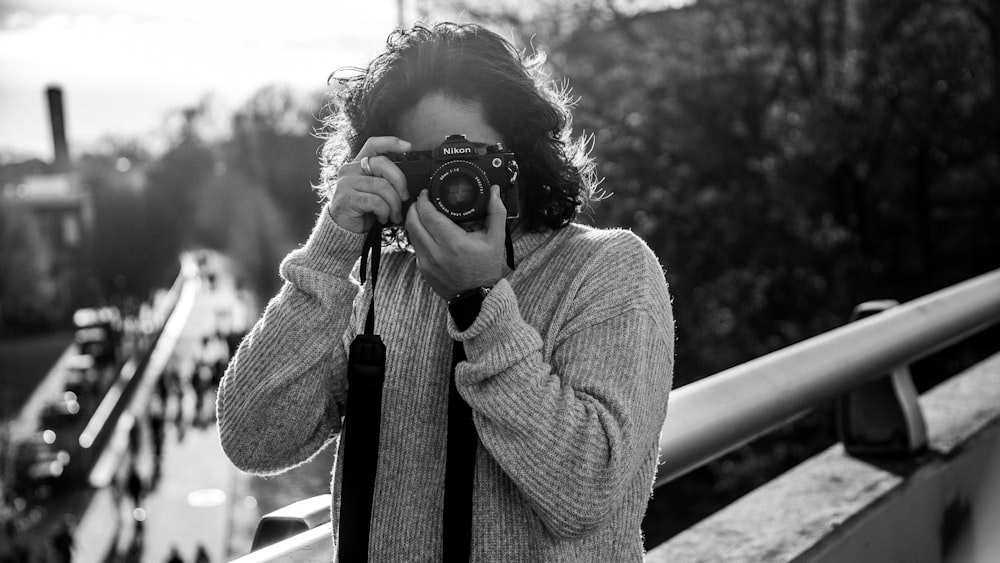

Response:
(645, 352), (1000, 563)
(921, 352), (1000, 456)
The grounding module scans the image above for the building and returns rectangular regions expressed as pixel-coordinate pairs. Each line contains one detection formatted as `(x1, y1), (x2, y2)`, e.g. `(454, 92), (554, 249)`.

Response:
(0, 86), (94, 328)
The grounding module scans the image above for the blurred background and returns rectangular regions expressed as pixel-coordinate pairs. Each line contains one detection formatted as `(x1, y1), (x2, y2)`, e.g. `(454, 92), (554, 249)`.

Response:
(1, 0), (999, 561)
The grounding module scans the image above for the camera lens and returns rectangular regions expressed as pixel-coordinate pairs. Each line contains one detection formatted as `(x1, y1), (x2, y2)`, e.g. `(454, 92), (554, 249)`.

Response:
(429, 161), (489, 222)
(439, 174), (478, 209)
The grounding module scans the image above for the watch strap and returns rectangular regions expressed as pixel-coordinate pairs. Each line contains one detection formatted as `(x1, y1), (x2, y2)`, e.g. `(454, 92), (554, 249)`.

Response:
(448, 286), (491, 331)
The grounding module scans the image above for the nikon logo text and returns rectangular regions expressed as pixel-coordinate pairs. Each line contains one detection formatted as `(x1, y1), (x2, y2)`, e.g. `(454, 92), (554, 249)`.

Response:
(442, 147), (472, 155)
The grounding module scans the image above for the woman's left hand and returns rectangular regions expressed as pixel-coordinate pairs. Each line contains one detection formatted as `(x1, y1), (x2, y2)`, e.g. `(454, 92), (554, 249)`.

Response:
(406, 185), (507, 300)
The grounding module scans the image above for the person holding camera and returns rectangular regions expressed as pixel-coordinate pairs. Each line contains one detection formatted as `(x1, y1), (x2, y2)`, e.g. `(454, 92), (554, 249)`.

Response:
(217, 22), (674, 562)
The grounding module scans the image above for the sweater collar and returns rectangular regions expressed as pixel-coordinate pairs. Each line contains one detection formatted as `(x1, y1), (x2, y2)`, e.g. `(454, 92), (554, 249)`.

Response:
(507, 225), (560, 274)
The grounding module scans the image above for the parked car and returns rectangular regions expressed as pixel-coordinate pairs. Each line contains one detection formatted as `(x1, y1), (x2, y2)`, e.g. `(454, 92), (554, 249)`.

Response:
(38, 394), (81, 430)
(73, 307), (122, 366)
(63, 354), (104, 408)
(9, 436), (72, 503)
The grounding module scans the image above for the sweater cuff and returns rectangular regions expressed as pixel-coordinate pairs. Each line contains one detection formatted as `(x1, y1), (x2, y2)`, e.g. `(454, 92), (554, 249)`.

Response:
(448, 279), (541, 382)
(293, 203), (368, 277)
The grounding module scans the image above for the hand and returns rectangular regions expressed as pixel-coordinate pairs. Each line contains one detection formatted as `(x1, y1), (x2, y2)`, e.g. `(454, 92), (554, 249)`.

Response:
(328, 136), (411, 233)
(406, 185), (507, 300)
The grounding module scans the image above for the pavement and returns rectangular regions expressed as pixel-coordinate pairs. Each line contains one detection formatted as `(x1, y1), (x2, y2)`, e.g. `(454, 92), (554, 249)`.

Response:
(65, 251), (258, 563)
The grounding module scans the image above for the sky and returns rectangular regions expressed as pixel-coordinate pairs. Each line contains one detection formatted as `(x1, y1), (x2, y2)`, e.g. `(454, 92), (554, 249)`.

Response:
(0, 0), (406, 161)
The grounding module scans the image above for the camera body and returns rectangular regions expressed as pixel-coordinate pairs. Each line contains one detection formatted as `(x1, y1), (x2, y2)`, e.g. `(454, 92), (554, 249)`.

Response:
(390, 134), (520, 224)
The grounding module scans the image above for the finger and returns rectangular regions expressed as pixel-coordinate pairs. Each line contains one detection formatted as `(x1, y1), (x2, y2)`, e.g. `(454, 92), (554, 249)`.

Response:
(405, 201), (435, 261)
(415, 189), (464, 243)
(411, 190), (443, 246)
(354, 136), (412, 160)
(352, 176), (404, 224)
(485, 184), (507, 244)
(337, 175), (400, 224)
(350, 192), (391, 225)
(367, 155), (409, 203)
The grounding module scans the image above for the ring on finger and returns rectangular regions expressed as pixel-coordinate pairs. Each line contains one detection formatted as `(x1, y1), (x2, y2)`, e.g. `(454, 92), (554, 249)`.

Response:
(360, 156), (373, 176)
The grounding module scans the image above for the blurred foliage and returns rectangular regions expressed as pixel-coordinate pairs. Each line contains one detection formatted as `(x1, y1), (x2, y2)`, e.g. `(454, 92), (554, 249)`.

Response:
(426, 0), (1000, 544)
(2, 86), (326, 328)
(1, 0), (998, 543)
(71, 88), (326, 306)
(433, 0), (1000, 383)
(0, 205), (53, 330)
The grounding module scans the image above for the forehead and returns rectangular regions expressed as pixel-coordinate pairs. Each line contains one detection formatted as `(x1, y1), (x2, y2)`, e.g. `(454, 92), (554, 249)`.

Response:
(396, 92), (502, 151)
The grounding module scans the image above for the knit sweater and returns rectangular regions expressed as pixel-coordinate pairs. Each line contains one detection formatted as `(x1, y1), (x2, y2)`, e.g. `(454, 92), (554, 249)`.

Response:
(217, 206), (675, 562)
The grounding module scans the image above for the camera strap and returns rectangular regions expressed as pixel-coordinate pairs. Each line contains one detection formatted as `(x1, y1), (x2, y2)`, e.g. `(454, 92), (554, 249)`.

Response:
(443, 223), (515, 562)
(338, 225), (385, 563)
(504, 221), (515, 272)
(443, 339), (475, 561)
(338, 223), (516, 562)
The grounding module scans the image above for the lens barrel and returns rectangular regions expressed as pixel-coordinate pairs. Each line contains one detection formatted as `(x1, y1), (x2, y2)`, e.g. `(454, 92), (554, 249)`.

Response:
(429, 161), (490, 221)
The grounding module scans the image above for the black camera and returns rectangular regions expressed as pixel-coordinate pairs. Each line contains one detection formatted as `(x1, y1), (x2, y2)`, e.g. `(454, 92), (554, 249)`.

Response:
(390, 134), (520, 224)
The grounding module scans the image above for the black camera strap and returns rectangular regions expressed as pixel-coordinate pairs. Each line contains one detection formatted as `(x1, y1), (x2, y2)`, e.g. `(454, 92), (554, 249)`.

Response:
(443, 338), (475, 562)
(338, 223), (515, 562)
(338, 225), (385, 562)
(504, 222), (515, 272)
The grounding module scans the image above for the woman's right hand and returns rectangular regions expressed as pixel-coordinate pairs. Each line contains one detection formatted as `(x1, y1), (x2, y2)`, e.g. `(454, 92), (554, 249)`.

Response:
(328, 136), (412, 233)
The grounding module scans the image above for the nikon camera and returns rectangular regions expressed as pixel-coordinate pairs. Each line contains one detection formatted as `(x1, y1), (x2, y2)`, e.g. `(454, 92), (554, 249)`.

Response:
(390, 134), (520, 224)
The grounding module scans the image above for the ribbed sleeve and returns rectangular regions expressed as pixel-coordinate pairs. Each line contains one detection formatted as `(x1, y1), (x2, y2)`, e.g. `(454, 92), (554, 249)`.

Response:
(450, 231), (674, 540)
(216, 206), (366, 475)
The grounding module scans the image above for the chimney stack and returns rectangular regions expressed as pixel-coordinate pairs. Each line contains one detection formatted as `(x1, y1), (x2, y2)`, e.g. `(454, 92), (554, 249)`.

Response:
(46, 85), (70, 171)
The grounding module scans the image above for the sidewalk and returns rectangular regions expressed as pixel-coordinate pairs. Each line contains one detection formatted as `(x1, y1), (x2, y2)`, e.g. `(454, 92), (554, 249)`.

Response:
(71, 251), (258, 563)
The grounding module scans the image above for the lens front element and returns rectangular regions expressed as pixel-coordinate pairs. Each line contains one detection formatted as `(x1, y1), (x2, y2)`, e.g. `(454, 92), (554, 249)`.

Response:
(429, 161), (489, 221)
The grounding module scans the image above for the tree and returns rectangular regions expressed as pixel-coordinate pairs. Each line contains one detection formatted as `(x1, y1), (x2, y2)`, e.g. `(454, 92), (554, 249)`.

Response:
(0, 204), (54, 331)
(78, 145), (153, 308)
(141, 101), (218, 289)
(426, 0), (999, 380)
(225, 86), (326, 242)
(191, 170), (297, 298)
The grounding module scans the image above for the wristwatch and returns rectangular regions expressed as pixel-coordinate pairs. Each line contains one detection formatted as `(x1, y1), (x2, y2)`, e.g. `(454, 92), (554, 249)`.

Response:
(448, 286), (492, 331)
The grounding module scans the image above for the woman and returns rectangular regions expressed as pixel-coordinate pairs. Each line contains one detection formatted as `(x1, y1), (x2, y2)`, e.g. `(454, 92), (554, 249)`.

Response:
(218, 22), (674, 561)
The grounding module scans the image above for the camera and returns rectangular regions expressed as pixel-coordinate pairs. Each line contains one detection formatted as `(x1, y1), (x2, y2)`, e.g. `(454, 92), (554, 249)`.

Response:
(390, 134), (520, 224)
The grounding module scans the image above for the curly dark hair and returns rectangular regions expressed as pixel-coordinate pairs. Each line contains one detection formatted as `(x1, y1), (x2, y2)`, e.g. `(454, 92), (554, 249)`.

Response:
(317, 22), (598, 236)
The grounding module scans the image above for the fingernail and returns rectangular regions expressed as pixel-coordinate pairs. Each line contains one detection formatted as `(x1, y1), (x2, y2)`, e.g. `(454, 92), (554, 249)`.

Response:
(400, 140), (412, 149)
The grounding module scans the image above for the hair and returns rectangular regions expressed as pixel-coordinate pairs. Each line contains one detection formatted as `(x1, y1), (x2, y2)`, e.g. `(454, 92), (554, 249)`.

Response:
(317, 22), (598, 237)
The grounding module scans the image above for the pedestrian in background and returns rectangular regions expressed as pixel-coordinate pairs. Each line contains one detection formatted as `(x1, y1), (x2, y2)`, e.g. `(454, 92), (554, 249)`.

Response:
(127, 463), (145, 513)
(109, 471), (125, 523)
(49, 514), (75, 563)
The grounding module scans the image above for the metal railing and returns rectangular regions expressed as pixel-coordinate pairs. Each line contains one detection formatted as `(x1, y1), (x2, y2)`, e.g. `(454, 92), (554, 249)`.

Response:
(74, 253), (201, 486)
(654, 267), (1000, 485)
(231, 267), (1000, 562)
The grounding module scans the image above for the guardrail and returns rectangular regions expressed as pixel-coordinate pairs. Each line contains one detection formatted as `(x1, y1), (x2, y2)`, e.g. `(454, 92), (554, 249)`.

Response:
(70, 253), (201, 486)
(85, 253), (202, 487)
(231, 267), (1000, 562)
(654, 267), (1000, 485)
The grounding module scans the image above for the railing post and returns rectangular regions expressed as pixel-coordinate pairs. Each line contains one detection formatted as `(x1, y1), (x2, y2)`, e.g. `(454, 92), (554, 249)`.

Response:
(250, 494), (333, 552)
(836, 300), (928, 457)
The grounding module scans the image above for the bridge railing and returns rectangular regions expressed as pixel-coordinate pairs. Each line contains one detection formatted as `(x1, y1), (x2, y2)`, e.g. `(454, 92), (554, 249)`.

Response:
(230, 267), (1000, 562)
(75, 252), (202, 486)
(654, 267), (1000, 485)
